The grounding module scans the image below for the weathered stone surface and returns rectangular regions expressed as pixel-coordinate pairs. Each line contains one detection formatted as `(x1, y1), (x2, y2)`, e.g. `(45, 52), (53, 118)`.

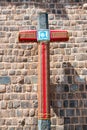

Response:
(13, 100), (20, 108)
(14, 85), (22, 92)
(76, 54), (87, 61)
(0, 85), (6, 93)
(66, 109), (75, 117)
(70, 84), (78, 92)
(38, 120), (51, 130)
(0, 76), (10, 84)
(24, 76), (31, 84)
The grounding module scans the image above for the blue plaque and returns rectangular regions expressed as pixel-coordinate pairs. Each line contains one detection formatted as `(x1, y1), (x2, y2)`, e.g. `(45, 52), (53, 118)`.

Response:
(37, 29), (50, 41)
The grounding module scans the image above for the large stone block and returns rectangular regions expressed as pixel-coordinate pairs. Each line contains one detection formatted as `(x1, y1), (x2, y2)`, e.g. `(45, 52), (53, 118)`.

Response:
(0, 76), (10, 84)
(38, 120), (51, 130)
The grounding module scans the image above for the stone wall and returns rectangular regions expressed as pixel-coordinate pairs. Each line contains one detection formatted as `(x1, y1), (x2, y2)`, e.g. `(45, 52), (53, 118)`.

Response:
(0, 0), (87, 130)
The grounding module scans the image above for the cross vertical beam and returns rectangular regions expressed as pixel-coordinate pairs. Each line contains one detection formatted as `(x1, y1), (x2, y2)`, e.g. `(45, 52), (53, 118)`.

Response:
(38, 13), (51, 130)
(18, 12), (69, 130)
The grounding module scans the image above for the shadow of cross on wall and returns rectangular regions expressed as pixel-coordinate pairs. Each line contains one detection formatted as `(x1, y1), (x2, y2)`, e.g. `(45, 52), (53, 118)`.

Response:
(50, 62), (87, 130)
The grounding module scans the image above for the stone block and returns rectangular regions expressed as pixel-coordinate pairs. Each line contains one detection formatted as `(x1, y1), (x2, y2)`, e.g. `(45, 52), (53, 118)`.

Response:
(76, 54), (87, 61)
(57, 101), (62, 108)
(83, 3), (87, 9)
(63, 100), (68, 108)
(38, 120), (51, 130)
(83, 125), (87, 130)
(69, 100), (78, 108)
(29, 109), (35, 117)
(68, 76), (72, 84)
(33, 100), (38, 108)
(1, 101), (7, 109)
(75, 125), (82, 130)
(68, 93), (74, 99)
(75, 76), (85, 83)
(14, 85), (22, 92)
(23, 109), (29, 117)
(64, 117), (70, 124)
(64, 84), (69, 92)
(24, 76), (31, 84)
(66, 109), (75, 117)
(64, 125), (74, 130)
(13, 101), (20, 109)
(0, 63), (4, 69)
(62, 93), (68, 99)
(8, 127), (15, 130)
(16, 127), (23, 130)
(23, 126), (31, 130)
(21, 101), (31, 109)
(1, 70), (8, 76)
(57, 117), (64, 125)
(70, 84), (78, 92)
(16, 109), (23, 117)
(10, 94), (18, 100)
(31, 76), (38, 84)
(0, 119), (5, 125)
(0, 85), (6, 93)
(84, 100), (87, 107)
(51, 118), (56, 125)
(31, 93), (37, 100)
(60, 109), (65, 117)
(8, 101), (13, 109)
(56, 125), (64, 130)
(9, 70), (15, 75)
(79, 84), (84, 91)
(76, 109), (80, 116)
(0, 76), (10, 84)
(71, 117), (78, 124)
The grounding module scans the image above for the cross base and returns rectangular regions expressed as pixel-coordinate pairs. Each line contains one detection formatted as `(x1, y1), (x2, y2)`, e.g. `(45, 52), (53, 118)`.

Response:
(38, 119), (51, 130)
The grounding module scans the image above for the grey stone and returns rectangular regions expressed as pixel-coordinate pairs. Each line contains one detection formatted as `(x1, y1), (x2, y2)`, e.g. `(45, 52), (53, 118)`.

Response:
(9, 70), (15, 75)
(13, 101), (20, 109)
(1, 101), (7, 109)
(24, 76), (31, 84)
(29, 109), (35, 117)
(8, 127), (15, 130)
(70, 84), (78, 92)
(0, 85), (6, 93)
(76, 54), (87, 61)
(31, 76), (38, 84)
(69, 100), (78, 108)
(66, 109), (75, 116)
(14, 85), (22, 92)
(0, 76), (10, 84)
(64, 117), (70, 124)
(16, 110), (23, 117)
(21, 101), (30, 109)
(0, 119), (5, 125)
(8, 101), (13, 109)
(38, 120), (51, 130)
(75, 76), (85, 83)
(75, 125), (82, 130)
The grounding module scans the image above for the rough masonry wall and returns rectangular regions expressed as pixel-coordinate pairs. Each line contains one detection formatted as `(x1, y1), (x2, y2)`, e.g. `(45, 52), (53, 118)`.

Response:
(0, 0), (87, 130)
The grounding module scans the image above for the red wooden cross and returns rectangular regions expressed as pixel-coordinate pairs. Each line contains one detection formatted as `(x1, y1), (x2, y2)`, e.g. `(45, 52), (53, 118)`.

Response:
(19, 30), (69, 116)
(18, 13), (69, 130)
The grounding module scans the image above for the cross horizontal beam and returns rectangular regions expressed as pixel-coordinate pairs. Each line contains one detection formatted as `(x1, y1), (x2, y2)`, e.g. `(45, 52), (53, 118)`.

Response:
(18, 30), (69, 42)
